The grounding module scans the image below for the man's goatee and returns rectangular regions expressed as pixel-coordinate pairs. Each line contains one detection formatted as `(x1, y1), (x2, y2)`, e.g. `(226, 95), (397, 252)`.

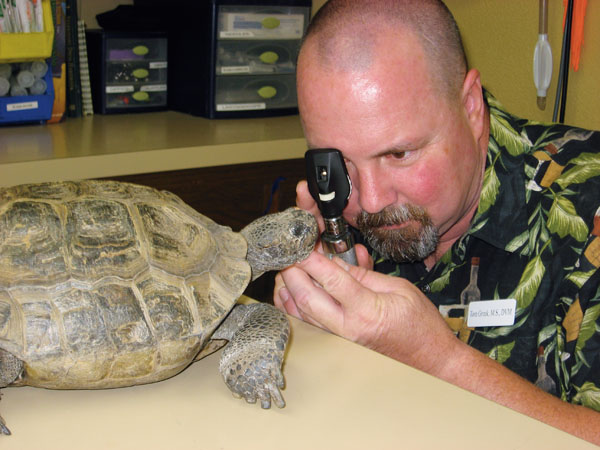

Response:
(356, 204), (439, 262)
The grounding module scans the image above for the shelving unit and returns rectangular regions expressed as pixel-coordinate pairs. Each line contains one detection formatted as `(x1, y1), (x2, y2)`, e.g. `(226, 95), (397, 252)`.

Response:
(86, 30), (168, 113)
(167, 0), (310, 118)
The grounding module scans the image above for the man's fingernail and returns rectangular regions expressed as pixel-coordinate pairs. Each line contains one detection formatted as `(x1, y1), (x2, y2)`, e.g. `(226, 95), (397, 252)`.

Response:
(333, 256), (350, 271)
(279, 287), (291, 303)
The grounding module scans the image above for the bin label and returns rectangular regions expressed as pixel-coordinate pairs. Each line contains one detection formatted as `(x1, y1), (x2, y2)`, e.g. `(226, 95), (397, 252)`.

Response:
(7, 101), (39, 112)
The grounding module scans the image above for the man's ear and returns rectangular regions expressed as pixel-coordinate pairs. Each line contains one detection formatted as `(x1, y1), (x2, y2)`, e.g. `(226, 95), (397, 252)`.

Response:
(461, 69), (486, 141)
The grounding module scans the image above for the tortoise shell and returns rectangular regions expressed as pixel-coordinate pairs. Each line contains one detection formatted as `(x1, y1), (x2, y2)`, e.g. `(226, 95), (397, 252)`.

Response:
(0, 180), (251, 389)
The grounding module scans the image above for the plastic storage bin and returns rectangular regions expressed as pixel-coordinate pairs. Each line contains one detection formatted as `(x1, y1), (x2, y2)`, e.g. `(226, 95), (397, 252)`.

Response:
(0, 0), (55, 124)
(214, 74), (297, 112)
(0, 60), (55, 124)
(86, 30), (168, 114)
(0, 0), (54, 62)
(167, 0), (310, 119)
(216, 40), (298, 75)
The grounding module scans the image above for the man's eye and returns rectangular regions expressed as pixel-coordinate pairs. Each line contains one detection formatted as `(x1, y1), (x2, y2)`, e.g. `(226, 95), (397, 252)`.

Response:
(389, 151), (407, 160)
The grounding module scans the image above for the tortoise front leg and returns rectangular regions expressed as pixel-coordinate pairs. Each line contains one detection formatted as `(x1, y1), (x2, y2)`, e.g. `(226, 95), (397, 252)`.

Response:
(1, 349), (24, 436)
(214, 303), (290, 409)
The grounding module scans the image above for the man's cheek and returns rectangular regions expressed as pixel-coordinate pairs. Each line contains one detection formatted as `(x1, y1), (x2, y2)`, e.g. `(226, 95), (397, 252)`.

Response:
(407, 166), (445, 205)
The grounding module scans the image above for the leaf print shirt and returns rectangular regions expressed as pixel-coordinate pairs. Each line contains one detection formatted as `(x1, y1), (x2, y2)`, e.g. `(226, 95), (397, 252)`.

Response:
(360, 91), (600, 409)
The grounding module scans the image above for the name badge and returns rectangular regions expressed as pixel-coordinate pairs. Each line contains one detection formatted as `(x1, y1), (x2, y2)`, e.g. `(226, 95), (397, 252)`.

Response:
(466, 299), (517, 327)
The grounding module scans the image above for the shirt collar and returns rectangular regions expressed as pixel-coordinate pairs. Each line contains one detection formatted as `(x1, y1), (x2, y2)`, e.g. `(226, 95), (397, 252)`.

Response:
(467, 91), (530, 251)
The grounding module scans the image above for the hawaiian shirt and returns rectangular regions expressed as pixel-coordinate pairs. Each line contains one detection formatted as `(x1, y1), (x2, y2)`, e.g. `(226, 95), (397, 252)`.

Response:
(360, 91), (600, 409)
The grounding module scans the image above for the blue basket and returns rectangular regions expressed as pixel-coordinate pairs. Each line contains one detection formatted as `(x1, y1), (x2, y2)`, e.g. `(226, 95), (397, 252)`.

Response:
(0, 64), (55, 125)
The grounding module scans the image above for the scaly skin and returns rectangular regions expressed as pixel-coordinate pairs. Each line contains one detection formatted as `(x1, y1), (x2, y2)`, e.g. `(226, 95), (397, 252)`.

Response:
(215, 303), (290, 408)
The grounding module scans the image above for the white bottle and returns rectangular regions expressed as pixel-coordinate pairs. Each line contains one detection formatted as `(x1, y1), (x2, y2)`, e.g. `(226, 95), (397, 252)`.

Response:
(29, 77), (47, 95)
(30, 60), (49, 78)
(9, 77), (28, 96)
(0, 77), (10, 97)
(16, 69), (35, 88)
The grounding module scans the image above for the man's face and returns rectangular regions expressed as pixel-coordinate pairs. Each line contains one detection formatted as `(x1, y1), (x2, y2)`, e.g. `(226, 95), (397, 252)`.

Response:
(297, 31), (486, 262)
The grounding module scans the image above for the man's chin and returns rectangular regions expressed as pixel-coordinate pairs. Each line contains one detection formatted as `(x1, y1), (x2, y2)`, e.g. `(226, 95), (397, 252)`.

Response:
(372, 223), (424, 242)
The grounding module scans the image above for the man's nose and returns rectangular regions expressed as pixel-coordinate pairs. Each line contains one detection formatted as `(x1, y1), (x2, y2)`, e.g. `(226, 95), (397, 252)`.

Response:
(355, 166), (397, 214)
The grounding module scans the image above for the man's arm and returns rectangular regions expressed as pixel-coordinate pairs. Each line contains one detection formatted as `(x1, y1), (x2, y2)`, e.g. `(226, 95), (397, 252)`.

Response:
(439, 330), (600, 443)
(275, 251), (600, 445)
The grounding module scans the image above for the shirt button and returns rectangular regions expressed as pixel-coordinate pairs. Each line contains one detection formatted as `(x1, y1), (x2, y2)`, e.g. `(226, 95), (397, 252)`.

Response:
(421, 284), (431, 294)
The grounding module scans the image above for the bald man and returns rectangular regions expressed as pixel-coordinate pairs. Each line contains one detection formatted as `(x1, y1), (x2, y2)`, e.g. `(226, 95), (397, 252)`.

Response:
(274, 0), (600, 443)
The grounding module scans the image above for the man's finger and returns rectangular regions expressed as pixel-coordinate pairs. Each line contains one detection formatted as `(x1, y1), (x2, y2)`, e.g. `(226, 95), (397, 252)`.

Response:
(279, 260), (344, 329)
(276, 266), (332, 331)
(291, 252), (376, 315)
(299, 251), (413, 306)
(354, 243), (374, 270)
(296, 180), (325, 232)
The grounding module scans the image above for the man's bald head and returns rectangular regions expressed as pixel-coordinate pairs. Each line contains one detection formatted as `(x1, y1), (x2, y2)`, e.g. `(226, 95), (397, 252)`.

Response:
(299, 0), (468, 102)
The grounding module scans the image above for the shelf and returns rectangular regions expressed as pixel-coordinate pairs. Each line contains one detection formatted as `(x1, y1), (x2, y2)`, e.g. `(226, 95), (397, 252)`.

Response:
(0, 111), (306, 187)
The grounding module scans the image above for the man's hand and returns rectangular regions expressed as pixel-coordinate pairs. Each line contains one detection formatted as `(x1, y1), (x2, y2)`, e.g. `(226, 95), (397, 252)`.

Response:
(273, 251), (600, 444)
(274, 250), (459, 374)
(274, 180), (375, 322)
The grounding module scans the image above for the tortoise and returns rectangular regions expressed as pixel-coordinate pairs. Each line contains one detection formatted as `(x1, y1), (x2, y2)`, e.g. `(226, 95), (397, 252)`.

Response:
(0, 180), (318, 435)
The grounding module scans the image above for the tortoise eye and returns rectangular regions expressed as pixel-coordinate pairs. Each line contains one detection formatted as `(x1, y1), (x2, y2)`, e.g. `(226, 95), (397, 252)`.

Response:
(290, 224), (305, 237)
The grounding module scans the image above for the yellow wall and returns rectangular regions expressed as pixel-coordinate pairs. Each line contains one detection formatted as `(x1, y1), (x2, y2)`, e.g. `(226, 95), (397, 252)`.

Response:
(311, 0), (599, 130)
(446, 0), (599, 130)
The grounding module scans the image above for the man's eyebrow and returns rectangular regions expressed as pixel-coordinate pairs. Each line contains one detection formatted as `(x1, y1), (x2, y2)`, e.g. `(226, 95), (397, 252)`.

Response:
(306, 137), (429, 156)
(373, 140), (424, 157)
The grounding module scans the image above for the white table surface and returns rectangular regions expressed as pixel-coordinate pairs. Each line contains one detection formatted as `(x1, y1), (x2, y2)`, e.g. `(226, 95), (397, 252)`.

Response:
(1, 297), (595, 449)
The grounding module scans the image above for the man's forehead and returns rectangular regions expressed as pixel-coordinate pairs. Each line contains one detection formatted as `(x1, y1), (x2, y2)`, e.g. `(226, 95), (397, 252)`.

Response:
(300, 24), (421, 74)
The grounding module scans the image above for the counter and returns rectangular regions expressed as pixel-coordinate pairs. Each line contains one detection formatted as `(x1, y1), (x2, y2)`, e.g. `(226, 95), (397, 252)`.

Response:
(0, 112), (306, 186)
(1, 297), (594, 449)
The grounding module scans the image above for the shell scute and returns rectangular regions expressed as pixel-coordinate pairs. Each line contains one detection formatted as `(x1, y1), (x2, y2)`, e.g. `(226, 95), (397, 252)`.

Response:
(135, 202), (219, 277)
(96, 284), (154, 351)
(21, 300), (61, 361)
(136, 274), (195, 341)
(54, 288), (111, 355)
(67, 199), (146, 281)
(5, 181), (80, 201)
(0, 291), (22, 357)
(187, 272), (232, 333)
(0, 200), (67, 288)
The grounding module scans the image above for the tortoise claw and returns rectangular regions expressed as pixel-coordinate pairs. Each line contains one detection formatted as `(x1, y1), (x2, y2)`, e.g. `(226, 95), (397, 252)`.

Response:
(223, 360), (286, 409)
(0, 414), (11, 436)
(266, 381), (285, 409)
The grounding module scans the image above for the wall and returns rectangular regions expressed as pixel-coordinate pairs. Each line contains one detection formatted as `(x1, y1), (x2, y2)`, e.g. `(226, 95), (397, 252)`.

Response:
(446, 0), (599, 130)
(311, 0), (599, 130)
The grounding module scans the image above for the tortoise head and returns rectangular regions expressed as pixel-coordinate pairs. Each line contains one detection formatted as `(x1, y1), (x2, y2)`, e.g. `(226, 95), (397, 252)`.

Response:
(240, 208), (318, 281)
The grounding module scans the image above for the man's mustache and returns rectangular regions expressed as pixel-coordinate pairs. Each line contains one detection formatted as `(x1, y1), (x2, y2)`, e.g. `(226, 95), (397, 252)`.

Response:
(356, 204), (430, 228)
